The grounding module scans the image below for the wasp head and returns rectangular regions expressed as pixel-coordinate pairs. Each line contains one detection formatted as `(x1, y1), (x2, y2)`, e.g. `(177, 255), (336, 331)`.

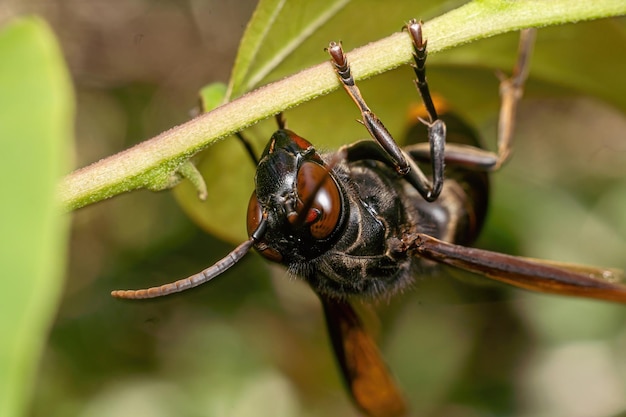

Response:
(246, 129), (346, 264)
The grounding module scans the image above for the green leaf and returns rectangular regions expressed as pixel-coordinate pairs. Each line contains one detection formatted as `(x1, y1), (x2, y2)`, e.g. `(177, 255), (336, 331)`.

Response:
(58, 0), (626, 215)
(226, 0), (351, 99)
(0, 17), (73, 417)
(175, 1), (626, 244)
(199, 82), (228, 112)
(176, 0), (463, 244)
(232, 0), (467, 91)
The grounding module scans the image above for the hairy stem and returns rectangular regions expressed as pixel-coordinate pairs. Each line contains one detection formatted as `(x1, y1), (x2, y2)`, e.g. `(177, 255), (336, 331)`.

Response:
(58, 0), (626, 210)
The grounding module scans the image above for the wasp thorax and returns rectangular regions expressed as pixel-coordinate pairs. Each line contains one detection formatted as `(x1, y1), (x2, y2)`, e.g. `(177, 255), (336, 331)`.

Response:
(246, 129), (345, 264)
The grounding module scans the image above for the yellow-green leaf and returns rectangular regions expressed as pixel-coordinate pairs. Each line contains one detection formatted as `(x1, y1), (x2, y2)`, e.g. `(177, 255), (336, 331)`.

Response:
(0, 17), (73, 417)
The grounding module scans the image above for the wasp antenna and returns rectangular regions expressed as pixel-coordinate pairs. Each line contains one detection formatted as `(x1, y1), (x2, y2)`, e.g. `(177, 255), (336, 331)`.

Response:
(275, 112), (287, 129)
(111, 237), (256, 299)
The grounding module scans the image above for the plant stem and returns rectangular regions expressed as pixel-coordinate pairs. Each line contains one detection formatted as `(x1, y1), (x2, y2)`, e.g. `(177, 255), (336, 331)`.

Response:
(58, 0), (626, 210)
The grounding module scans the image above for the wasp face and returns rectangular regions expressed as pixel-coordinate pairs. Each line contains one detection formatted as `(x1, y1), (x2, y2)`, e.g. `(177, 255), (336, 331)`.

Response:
(246, 129), (346, 264)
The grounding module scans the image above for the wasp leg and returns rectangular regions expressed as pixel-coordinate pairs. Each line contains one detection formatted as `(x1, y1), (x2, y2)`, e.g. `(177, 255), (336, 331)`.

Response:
(338, 139), (441, 200)
(495, 28), (536, 168)
(406, 19), (438, 122)
(406, 21), (536, 171)
(275, 112), (287, 129)
(397, 233), (626, 303)
(339, 139), (445, 203)
(235, 132), (259, 166)
(405, 142), (499, 171)
(327, 42), (444, 202)
(236, 112), (288, 166)
(234, 113), (288, 166)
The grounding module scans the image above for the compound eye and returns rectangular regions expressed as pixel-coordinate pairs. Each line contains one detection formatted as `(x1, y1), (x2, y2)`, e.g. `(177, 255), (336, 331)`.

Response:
(296, 161), (342, 240)
(247, 192), (282, 262)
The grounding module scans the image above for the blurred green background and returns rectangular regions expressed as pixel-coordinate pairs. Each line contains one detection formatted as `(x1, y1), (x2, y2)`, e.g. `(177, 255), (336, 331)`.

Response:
(3, 1), (626, 417)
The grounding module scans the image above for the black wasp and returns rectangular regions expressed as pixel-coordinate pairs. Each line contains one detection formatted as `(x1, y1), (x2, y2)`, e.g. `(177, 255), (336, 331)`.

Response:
(113, 20), (626, 417)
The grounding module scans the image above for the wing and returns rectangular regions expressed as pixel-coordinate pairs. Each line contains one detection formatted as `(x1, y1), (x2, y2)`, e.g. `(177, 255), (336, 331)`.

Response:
(319, 294), (407, 417)
(409, 233), (626, 303)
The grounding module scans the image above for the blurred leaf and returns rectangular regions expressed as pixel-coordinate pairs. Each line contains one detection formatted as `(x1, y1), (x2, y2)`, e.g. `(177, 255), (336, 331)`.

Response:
(435, 18), (626, 111)
(226, 0), (350, 99)
(178, 1), (626, 245)
(198, 82), (228, 111)
(34, 3), (626, 417)
(177, 0), (469, 244)
(174, 131), (257, 244)
(532, 19), (626, 110)
(0, 17), (73, 417)
(60, 0), (625, 211)
(245, 0), (467, 88)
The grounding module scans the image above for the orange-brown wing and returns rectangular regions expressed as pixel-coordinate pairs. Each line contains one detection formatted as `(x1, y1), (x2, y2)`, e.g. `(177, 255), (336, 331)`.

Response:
(411, 233), (626, 303)
(320, 294), (407, 417)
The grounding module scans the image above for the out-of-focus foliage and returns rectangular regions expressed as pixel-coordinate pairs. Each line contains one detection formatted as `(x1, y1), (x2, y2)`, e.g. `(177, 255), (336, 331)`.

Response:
(2, 1), (624, 417)
(176, 1), (626, 247)
(0, 17), (73, 417)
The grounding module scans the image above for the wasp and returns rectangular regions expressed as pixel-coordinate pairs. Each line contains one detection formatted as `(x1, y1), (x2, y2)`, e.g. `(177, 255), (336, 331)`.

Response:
(112, 20), (626, 417)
